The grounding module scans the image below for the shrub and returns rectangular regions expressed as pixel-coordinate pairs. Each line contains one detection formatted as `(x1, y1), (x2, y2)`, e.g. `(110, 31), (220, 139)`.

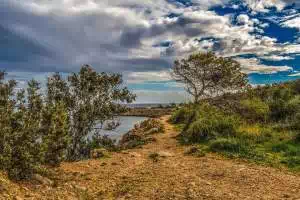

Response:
(139, 119), (164, 133)
(185, 114), (239, 143)
(268, 88), (294, 121)
(169, 106), (195, 124)
(237, 125), (273, 144)
(7, 81), (44, 180)
(41, 102), (70, 166)
(87, 135), (118, 152)
(240, 98), (270, 122)
(209, 138), (245, 153)
(286, 96), (300, 116)
(292, 113), (300, 141)
(281, 157), (300, 169)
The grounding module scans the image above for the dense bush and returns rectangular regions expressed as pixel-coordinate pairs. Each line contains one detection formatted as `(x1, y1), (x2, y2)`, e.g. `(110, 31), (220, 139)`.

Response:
(139, 118), (165, 133)
(6, 81), (44, 180)
(268, 88), (294, 121)
(169, 106), (195, 124)
(182, 104), (239, 143)
(119, 119), (164, 149)
(41, 102), (70, 167)
(209, 138), (245, 153)
(240, 98), (270, 122)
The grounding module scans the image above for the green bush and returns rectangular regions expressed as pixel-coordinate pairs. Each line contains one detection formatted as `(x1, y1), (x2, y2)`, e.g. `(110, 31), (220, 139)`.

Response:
(209, 138), (245, 153)
(281, 157), (300, 169)
(185, 114), (238, 143)
(269, 88), (294, 121)
(240, 98), (270, 122)
(42, 102), (70, 167)
(286, 96), (300, 116)
(139, 118), (165, 133)
(169, 106), (195, 124)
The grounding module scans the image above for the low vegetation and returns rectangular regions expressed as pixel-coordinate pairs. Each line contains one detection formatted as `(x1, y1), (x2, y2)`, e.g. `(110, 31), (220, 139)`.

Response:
(119, 118), (164, 149)
(171, 80), (300, 171)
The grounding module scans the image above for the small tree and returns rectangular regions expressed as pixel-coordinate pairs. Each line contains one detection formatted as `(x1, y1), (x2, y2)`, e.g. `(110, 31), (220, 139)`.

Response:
(7, 80), (44, 180)
(172, 52), (248, 104)
(47, 65), (136, 160)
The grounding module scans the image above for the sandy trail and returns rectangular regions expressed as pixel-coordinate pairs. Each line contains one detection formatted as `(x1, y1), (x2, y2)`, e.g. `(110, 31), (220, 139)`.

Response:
(4, 116), (300, 200)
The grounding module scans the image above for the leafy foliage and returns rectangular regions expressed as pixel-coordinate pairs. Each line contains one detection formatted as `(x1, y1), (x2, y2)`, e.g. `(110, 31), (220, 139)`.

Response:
(172, 52), (248, 103)
(41, 102), (70, 166)
(47, 65), (136, 160)
(240, 98), (270, 122)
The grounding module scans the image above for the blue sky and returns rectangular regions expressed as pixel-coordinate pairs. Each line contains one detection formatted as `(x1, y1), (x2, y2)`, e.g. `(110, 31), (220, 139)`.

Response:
(1, 0), (300, 103)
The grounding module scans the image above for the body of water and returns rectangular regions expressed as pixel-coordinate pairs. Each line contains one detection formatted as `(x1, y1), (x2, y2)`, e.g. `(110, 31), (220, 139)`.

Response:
(88, 116), (148, 142)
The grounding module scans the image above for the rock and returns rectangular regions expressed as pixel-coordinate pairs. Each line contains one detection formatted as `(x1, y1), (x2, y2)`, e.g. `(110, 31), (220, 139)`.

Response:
(184, 147), (199, 155)
(32, 174), (53, 186)
(90, 148), (108, 159)
(14, 196), (23, 200)
(158, 151), (174, 157)
(73, 185), (87, 192)
(129, 152), (141, 158)
(145, 128), (159, 135)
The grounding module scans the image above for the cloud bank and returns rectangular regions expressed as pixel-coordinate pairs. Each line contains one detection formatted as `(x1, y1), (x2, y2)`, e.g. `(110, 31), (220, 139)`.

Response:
(1, 0), (300, 102)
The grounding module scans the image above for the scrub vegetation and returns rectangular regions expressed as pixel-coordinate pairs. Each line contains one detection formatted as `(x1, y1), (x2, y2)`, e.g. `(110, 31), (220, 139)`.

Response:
(170, 80), (300, 171)
(0, 65), (135, 180)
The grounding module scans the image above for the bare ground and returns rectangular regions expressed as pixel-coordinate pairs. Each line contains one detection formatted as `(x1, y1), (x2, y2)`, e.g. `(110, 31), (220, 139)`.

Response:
(1, 116), (300, 200)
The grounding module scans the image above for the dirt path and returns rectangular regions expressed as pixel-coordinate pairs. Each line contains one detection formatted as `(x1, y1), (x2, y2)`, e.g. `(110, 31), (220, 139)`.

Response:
(4, 116), (300, 199)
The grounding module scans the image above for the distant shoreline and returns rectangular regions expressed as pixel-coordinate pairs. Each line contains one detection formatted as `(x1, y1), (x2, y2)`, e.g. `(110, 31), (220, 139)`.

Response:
(121, 107), (174, 118)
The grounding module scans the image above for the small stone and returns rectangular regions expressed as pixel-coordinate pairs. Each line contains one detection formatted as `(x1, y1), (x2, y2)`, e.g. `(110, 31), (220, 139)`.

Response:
(32, 174), (53, 186)
(90, 148), (108, 159)
(14, 196), (23, 200)
(158, 151), (174, 157)
(73, 185), (87, 192)
(129, 152), (141, 158)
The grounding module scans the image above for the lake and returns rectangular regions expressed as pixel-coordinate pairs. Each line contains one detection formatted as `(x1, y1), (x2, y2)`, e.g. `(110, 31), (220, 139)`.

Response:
(88, 116), (148, 142)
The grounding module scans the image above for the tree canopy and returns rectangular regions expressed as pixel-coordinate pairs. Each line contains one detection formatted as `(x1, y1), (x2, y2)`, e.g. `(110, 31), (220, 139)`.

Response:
(172, 52), (248, 103)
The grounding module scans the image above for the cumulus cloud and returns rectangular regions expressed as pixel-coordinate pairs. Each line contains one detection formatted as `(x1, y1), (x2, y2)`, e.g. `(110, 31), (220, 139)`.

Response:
(126, 71), (172, 83)
(260, 55), (294, 61)
(235, 57), (293, 74)
(2, 0), (300, 103)
(2, 0), (299, 75)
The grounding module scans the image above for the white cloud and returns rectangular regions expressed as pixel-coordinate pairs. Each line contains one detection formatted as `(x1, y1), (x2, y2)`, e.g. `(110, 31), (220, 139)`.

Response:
(126, 71), (172, 83)
(244, 0), (287, 13)
(235, 57), (293, 74)
(288, 72), (300, 77)
(281, 17), (300, 30)
(260, 55), (293, 61)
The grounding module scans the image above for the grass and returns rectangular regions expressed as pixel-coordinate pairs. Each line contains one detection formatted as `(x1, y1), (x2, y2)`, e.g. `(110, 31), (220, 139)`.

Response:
(171, 105), (300, 172)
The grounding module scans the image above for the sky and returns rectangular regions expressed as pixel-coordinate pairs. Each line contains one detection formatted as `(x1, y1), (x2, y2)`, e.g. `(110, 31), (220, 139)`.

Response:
(1, 0), (300, 103)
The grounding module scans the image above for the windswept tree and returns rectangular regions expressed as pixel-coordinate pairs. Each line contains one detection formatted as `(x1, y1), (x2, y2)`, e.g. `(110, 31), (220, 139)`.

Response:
(172, 52), (248, 103)
(47, 65), (136, 160)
